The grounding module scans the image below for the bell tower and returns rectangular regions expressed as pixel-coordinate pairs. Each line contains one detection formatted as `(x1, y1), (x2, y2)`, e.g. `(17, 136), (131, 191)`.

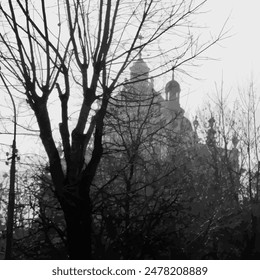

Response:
(164, 70), (181, 112)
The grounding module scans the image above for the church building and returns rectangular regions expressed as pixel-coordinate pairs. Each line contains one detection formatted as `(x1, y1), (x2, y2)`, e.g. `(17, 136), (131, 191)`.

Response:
(105, 54), (240, 201)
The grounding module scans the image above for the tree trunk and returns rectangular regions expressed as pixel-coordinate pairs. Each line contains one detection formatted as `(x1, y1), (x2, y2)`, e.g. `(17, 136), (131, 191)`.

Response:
(251, 210), (260, 258)
(60, 186), (92, 259)
(64, 209), (92, 259)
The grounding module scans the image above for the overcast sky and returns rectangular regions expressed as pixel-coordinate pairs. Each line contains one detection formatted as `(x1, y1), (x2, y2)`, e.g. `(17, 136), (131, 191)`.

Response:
(180, 0), (260, 115)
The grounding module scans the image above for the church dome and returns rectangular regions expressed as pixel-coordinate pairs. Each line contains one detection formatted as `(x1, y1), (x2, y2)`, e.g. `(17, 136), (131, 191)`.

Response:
(165, 79), (180, 101)
(130, 55), (150, 80)
(163, 71), (181, 114)
(165, 80), (180, 93)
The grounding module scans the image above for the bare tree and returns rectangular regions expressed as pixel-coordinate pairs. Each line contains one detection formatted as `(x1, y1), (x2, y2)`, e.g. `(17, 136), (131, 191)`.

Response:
(0, 0), (225, 259)
(195, 79), (260, 258)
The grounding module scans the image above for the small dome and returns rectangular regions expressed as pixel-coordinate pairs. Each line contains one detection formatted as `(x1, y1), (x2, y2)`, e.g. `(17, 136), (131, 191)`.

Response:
(165, 80), (180, 101)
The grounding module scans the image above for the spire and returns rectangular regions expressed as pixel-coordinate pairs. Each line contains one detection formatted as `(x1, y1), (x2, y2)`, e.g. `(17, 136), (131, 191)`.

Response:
(172, 69), (175, 81)
(193, 115), (199, 131)
(206, 116), (216, 147)
(193, 115), (199, 143)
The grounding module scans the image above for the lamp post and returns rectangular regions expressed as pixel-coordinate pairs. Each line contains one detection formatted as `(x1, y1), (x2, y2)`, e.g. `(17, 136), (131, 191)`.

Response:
(0, 72), (17, 259)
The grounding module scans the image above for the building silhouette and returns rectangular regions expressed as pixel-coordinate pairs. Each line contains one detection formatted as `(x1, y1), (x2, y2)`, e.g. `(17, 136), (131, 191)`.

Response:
(105, 54), (240, 202)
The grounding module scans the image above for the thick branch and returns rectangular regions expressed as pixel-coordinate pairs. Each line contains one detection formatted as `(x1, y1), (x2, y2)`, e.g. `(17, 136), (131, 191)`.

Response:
(33, 99), (65, 193)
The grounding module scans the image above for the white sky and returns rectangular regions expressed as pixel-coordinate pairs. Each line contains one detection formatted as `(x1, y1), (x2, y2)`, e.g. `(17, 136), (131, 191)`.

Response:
(179, 0), (260, 115)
